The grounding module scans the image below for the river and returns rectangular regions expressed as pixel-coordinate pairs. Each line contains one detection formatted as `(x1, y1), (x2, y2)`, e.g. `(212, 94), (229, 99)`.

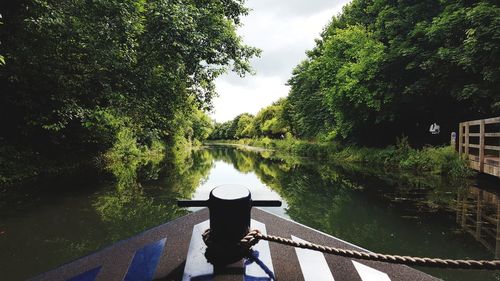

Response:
(0, 144), (499, 280)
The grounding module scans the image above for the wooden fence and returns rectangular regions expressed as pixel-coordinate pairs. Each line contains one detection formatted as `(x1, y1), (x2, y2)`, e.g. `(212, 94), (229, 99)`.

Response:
(458, 117), (500, 178)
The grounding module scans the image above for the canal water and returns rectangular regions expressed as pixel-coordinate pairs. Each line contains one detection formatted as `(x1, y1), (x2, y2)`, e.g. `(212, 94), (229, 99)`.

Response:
(1, 144), (499, 280)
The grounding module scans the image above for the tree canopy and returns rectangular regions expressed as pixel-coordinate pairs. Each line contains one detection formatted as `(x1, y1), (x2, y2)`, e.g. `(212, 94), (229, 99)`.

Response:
(0, 0), (259, 159)
(210, 0), (499, 146)
(209, 98), (289, 140)
(284, 0), (499, 146)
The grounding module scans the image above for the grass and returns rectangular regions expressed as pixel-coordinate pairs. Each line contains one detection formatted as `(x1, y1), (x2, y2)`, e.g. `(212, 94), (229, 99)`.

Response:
(206, 137), (473, 180)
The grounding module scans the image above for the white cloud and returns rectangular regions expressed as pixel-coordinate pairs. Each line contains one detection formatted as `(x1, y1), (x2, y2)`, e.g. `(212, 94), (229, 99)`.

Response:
(212, 75), (289, 123)
(211, 0), (351, 122)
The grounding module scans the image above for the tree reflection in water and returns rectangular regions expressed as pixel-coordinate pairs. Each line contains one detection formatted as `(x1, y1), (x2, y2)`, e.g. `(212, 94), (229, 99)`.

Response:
(2, 145), (499, 281)
(94, 148), (214, 241)
(206, 145), (500, 281)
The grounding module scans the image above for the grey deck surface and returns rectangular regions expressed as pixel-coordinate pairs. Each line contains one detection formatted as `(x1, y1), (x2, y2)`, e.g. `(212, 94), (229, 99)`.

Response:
(31, 208), (438, 281)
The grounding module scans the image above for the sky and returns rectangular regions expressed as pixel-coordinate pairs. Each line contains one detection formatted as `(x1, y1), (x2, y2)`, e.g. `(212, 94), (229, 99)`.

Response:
(210, 0), (352, 122)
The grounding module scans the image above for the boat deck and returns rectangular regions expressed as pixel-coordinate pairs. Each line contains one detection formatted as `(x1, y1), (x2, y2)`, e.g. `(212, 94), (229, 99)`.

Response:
(31, 208), (437, 281)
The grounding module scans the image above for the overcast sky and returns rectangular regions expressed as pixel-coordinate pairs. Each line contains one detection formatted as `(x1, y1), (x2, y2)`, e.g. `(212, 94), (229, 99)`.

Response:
(210, 0), (351, 122)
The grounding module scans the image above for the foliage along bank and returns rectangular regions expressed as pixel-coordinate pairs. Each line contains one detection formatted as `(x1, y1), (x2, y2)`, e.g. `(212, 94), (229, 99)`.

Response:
(286, 0), (500, 146)
(211, 0), (500, 147)
(0, 0), (259, 185)
(208, 137), (472, 181)
(208, 0), (498, 180)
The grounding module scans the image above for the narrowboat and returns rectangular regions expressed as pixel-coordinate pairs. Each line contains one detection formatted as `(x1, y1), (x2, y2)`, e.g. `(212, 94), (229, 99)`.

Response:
(31, 185), (442, 281)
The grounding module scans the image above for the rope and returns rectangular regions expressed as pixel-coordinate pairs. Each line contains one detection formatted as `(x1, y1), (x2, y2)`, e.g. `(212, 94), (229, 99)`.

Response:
(238, 229), (500, 270)
(202, 229), (250, 265)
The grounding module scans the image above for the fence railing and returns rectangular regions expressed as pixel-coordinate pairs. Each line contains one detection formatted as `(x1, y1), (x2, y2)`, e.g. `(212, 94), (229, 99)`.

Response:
(458, 117), (500, 178)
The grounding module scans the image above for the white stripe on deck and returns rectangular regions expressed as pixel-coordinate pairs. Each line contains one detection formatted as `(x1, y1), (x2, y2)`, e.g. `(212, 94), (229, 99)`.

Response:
(182, 220), (213, 281)
(352, 260), (391, 281)
(292, 236), (335, 281)
(245, 219), (275, 280)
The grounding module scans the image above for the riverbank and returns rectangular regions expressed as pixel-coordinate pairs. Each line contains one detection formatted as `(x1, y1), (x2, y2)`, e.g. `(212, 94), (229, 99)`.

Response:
(1, 137), (179, 188)
(206, 137), (473, 180)
(0, 143), (99, 188)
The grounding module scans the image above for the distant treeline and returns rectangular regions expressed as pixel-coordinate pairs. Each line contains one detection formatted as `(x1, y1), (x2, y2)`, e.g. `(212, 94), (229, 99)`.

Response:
(210, 98), (289, 140)
(0, 0), (259, 175)
(211, 0), (500, 146)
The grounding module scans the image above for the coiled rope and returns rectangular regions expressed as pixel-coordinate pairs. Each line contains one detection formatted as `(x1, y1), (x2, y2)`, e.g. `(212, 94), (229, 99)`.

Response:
(236, 229), (500, 270)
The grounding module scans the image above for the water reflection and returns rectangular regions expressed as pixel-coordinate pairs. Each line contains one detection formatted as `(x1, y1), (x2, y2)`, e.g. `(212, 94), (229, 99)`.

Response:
(2, 145), (500, 281)
(456, 186), (500, 259)
(94, 148), (215, 240)
(0, 148), (215, 280)
(203, 145), (500, 281)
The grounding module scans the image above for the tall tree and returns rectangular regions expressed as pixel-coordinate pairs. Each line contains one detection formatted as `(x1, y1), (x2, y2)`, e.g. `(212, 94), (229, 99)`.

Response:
(0, 0), (259, 155)
(286, 0), (499, 146)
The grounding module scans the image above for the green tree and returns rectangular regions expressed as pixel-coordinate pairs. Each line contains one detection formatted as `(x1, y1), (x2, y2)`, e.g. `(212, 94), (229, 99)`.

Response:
(286, 0), (499, 146)
(190, 109), (214, 143)
(235, 113), (255, 138)
(318, 25), (387, 141)
(209, 121), (233, 140)
(0, 0), (259, 176)
(253, 99), (289, 138)
(286, 60), (333, 139)
(425, 1), (500, 115)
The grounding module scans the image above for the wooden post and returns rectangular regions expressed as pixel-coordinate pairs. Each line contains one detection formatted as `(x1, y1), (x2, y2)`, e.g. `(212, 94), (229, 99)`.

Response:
(458, 123), (463, 154)
(479, 120), (485, 172)
(450, 131), (456, 149)
(462, 192), (467, 227)
(476, 190), (483, 239)
(465, 122), (470, 156)
(496, 200), (500, 259)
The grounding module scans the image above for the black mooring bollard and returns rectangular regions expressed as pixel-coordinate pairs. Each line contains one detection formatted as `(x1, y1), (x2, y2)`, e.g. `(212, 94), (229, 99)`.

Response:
(177, 184), (281, 264)
(208, 184), (252, 245)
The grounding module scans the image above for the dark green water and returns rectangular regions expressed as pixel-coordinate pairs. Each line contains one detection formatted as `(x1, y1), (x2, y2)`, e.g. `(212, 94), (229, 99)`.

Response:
(1, 145), (499, 280)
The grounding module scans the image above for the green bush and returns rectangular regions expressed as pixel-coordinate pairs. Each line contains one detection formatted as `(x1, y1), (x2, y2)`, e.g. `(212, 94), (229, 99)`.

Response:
(400, 149), (433, 171)
(206, 137), (472, 182)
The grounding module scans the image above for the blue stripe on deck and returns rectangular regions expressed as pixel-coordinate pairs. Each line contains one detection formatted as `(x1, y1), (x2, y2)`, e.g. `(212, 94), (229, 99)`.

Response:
(66, 266), (101, 281)
(123, 238), (167, 281)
